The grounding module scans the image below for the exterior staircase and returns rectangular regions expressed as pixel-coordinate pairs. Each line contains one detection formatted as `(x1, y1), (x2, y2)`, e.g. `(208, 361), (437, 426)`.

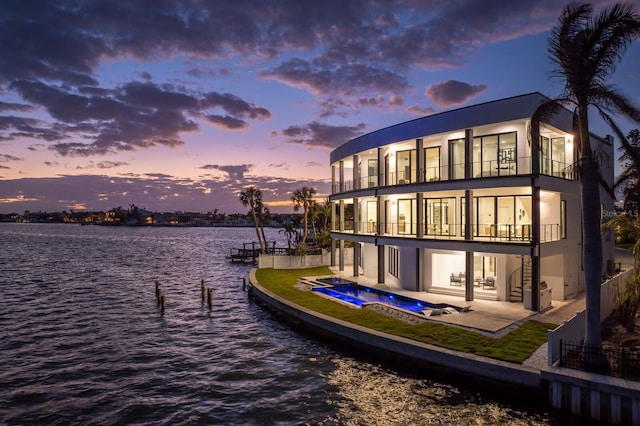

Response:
(508, 256), (531, 303)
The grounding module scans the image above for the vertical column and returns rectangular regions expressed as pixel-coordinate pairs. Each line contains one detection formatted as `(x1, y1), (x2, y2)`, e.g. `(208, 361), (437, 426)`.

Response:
(465, 251), (474, 302)
(417, 192), (424, 238)
(339, 160), (344, 192)
(531, 180), (540, 311)
(353, 154), (359, 190)
(464, 129), (473, 179)
(353, 243), (360, 277)
(377, 244), (385, 284)
(416, 138), (424, 183)
(339, 200), (345, 232)
(331, 164), (336, 194)
(330, 237), (336, 266)
(415, 248), (422, 291)
(377, 147), (384, 187)
(353, 197), (359, 234)
(377, 193), (384, 235)
(339, 239), (345, 271)
(465, 189), (472, 240)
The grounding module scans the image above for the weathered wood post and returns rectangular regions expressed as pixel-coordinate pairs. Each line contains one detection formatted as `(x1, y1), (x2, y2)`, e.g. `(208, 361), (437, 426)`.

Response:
(159, 294), (165, 313)
(207, 288), (213, 310)
(201, 279), (205, 301)
(242, 277), (246, 291)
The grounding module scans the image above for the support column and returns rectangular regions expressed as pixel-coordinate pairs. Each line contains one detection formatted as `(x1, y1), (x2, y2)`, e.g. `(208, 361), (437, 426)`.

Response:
(330, 237), (336, 266)
(417, 192), (424, 238)
(378, 147), (384, 187)
(353, 196), (359, 235)
(377, 192), (384, 235)
(464, 129), (473, 179)
(415, 248), (422, 291)
(377, 244), (385, 284)
(331, 164), (336, 194)
(416, 138), (424, 183)
(339, 239), (345, 271)
(353, 154), (359, 190)
(464, 189), (472, 240)
(353, 243), (360, 277)
(465, 251), (474, 302)
(339, 160), (344, 192)
(531, 180), (540, 311)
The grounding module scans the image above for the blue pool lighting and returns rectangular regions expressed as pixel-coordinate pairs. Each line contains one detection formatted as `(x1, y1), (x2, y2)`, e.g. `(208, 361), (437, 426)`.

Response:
(313, 278), (458, 314)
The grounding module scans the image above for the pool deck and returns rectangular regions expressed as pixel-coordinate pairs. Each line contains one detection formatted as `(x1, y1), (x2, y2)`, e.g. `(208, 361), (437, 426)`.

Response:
(324, 267), (590, 371)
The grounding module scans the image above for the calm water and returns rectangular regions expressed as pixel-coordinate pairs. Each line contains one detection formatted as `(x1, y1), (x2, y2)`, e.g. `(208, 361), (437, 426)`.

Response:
(0, 223), (555, 425)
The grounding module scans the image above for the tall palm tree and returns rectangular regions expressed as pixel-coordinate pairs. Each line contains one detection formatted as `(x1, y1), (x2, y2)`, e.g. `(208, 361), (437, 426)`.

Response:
(291, 186), (317, 246)
(534, 2), (640, 367)
(615, 129), (640, 210)
(239, 186), (265, 253)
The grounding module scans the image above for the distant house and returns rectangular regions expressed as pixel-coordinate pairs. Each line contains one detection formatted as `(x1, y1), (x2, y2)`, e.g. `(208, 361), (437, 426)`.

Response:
(328, 92), (614, 312)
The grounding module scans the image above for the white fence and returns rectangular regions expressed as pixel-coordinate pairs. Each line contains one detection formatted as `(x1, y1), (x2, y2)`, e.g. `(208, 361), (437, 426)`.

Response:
(258, 248), (354, 269)
(547, 267), (635, 365)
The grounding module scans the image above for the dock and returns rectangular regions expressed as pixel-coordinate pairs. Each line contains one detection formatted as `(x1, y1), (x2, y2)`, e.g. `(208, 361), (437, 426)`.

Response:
(227, 242), (288, 264)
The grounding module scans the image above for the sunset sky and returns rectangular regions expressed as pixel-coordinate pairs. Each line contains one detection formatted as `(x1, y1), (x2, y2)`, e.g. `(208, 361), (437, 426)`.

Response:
(1, 0), (639, 215)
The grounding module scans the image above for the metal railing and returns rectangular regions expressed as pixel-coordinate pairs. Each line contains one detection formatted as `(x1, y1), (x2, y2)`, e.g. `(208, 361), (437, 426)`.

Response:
(331, 155), (577, 194)
(559, 340), (640, 380)
(332, 221), (563, 244)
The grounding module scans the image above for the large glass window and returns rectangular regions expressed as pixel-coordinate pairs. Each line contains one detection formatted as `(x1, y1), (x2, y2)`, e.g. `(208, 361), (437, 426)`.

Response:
(396, 149), (416, 184)
(473, 132), (517, 177)
(475, 195), (532, 240)
(425, 198), (456, 236)
(424, 147), (440, 181)
(367, 201), (377, 233)
(398, 199), (416, 235)
(473, 256), (496, 290)
(541, 136), (567, 177)
(449, 139), (465, 180)
(367, 159), (378, 188)
(551, 137), (566, 177)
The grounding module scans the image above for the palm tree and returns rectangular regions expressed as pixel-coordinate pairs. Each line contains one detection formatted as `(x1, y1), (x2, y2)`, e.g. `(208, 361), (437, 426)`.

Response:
(534, 2), (640, 367)
(615, 129), (640, 210)
(239, 186), (265, 253)
(291, 186), (317, 246)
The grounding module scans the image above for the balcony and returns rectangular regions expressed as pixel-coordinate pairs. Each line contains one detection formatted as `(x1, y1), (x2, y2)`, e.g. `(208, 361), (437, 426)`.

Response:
(332, 221), (563, 244)
(331, 156), (575, 194)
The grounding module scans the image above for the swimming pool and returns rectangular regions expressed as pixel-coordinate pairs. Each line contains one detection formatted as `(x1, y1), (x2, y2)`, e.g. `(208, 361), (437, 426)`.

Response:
(313, 278), (457, 314)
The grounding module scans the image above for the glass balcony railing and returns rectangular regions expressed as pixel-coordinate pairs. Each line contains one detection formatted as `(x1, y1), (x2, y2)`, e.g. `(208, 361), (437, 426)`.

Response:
(331, 156), (574, 194)
(331, 221), (563, 243)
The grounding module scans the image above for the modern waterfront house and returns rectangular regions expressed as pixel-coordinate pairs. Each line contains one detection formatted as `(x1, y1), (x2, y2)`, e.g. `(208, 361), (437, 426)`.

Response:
(328, 93), (615, 312)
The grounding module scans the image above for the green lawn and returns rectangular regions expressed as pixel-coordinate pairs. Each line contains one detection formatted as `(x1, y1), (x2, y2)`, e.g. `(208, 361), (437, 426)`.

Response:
(255, 267), (556, 364)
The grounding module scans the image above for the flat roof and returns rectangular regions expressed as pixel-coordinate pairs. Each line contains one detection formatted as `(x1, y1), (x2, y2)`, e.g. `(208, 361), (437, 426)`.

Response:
(330, 92), (574, 163)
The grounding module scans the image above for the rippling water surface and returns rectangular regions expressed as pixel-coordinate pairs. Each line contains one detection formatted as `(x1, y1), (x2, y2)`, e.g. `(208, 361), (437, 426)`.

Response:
(0, 223), (554, 425)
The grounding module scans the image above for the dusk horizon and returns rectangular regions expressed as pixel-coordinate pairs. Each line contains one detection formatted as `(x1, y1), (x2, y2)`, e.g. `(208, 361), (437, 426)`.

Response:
(2, 0), (639, 215)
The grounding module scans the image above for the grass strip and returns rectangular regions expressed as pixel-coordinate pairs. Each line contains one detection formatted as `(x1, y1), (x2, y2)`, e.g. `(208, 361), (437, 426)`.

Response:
(255, 267), (556, 364)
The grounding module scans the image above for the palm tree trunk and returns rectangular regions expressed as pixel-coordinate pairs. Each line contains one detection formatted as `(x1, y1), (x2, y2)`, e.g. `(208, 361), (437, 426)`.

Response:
(579, 106), (608, 370)
(250, 207), (265, 253)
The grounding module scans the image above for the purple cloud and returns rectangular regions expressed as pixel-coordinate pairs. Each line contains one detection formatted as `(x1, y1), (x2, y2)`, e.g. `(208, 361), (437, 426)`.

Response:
(425, 80), (488, 107)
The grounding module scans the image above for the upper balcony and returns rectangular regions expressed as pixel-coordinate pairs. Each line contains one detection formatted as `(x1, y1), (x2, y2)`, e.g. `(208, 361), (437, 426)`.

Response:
(332, 157), (574, 194)
(332, 220), (563, 244)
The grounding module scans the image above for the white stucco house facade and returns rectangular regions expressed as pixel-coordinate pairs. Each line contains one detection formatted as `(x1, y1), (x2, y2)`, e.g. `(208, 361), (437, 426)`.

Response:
(328, 92), (615, 312)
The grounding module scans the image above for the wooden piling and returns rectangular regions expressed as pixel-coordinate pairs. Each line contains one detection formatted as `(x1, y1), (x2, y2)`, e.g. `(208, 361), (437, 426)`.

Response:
(159, 294), (165, 313)
(201, 279), (206, 301)
(242, 277), (246, 291)
(207, 288), (213, 310)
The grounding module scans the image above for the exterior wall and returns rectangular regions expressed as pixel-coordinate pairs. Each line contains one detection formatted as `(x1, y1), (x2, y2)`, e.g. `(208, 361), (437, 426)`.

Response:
(328, 93), (614, 311)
